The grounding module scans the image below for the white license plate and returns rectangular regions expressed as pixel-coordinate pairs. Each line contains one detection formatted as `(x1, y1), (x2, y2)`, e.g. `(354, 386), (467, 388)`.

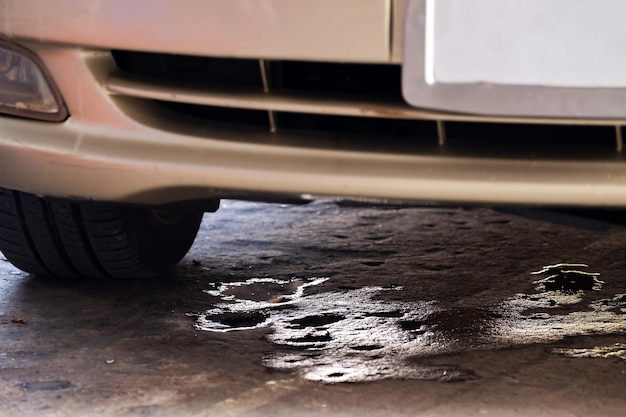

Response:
(402, 0), (626, 119)
(425, 0), (626, 88)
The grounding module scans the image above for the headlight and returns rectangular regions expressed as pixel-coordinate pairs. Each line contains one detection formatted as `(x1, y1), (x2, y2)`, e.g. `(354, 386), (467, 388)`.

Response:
(0, 41), (68, 122)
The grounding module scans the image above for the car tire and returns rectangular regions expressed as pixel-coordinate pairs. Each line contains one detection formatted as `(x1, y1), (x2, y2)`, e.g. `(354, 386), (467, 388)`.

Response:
(0, 188), (203, 279)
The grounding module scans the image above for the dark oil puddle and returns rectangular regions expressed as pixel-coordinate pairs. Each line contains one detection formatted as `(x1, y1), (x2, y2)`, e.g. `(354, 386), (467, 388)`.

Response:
(287, 332), (333, 344)
(398, 319), (427, 332)
(289, 313), (345, 329)
(21, 380), (72, 392)
(350, 344), (384, 351)
(362, 261), (385, 267)
(194, 264), (626, 383)
(206, 312), (268, 330)
(367, 310), (405, 318)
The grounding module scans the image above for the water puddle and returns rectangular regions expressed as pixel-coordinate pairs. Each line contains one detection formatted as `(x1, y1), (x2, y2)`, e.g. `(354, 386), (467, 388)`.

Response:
(196, 278), (328, 332)
(194, 265), (626, 383)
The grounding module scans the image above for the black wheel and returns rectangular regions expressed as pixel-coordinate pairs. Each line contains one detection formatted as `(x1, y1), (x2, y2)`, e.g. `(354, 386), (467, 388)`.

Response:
(0, 188), (203, 279)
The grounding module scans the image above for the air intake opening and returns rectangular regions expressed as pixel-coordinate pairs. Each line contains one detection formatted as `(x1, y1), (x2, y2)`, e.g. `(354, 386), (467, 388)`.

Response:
(110, 50), (623, 159)
(112, 51), (264, 88)
(444, 122), (616, 158)
(112, 50), (403, 98)
(158, 101), (438, 142)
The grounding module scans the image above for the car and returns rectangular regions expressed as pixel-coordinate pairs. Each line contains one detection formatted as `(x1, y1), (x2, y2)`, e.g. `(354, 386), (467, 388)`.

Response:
(1, 0), (625, 279)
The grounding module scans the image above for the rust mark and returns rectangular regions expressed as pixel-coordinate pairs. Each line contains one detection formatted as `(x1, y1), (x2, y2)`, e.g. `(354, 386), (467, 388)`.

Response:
(358, 105), (424, 120)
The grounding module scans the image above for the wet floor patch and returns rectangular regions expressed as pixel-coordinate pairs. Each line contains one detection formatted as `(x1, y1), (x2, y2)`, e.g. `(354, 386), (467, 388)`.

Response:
(194, 265), (626, 383)
(489, 265), (625, 347)
(489, 291), (626, 347)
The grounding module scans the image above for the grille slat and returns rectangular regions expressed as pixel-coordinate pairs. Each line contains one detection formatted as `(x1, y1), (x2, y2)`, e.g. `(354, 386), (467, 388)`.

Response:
(106, 73), (439, 121)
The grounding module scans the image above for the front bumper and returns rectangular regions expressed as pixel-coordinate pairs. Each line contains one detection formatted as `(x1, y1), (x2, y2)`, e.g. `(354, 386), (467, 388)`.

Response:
(2, 0), (626, 207)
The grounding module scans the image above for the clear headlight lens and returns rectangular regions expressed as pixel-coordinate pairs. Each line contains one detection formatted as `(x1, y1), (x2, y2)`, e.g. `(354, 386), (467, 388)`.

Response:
(0, 42), (68, 122)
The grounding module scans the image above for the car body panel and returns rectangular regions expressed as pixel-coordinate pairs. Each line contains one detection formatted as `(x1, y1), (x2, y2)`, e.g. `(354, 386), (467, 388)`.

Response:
(1, 0), (392, 63)
(1, 0), (626, 207)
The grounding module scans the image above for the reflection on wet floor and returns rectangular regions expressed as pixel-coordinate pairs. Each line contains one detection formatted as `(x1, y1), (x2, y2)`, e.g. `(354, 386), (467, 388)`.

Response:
(194, 265), (626, 383)
(551, 344), (626, 361)
(196, 278), (328, 332)
(531, 263), (604, 292)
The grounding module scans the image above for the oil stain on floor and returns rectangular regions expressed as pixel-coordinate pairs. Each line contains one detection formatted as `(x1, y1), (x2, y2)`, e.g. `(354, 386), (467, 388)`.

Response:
(193, 264), (626, 383)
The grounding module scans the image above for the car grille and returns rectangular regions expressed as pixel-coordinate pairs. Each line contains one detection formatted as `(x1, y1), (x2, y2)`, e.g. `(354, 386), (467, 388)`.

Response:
(106, 50), (621, 159)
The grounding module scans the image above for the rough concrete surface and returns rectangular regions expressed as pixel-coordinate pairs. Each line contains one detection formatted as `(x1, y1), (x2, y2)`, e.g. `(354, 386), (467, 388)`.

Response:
(1, 200), (625, 416)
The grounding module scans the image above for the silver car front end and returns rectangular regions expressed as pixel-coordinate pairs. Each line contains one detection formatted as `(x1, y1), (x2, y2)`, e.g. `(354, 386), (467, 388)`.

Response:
(1, 0), (626, 207)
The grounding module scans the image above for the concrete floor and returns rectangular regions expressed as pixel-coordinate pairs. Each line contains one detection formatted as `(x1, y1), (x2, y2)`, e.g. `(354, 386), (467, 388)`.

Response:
(1, 201), (625, 416)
